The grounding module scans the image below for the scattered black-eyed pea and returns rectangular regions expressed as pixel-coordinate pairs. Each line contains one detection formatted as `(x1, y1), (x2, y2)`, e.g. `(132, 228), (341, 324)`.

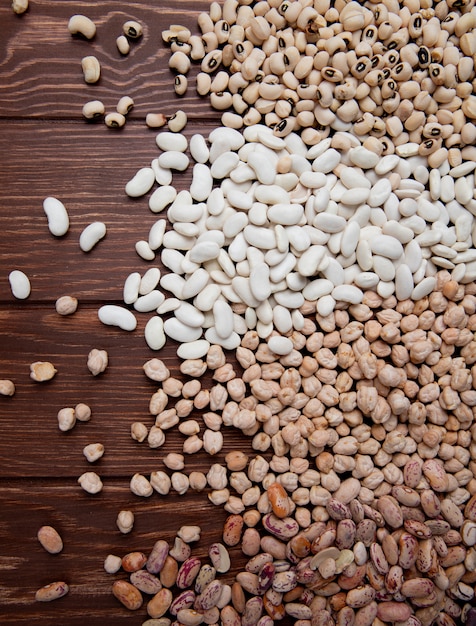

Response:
(55, 295), (78, 315)
(123, 20), (142, 39)
(68, 14), (96, 39)
(174, 75), (188, 96)
(116, 96), (134, 116)
(82, 100), (105, 121)
(146, 113), (167, 128)
(81, 55), (100, 84)
(167, 110), (187, 132)
(116, 35), (130, 55)
(105, 112), (126, 128)
(0, 379), (15, 396)
(35, 581), (69, 602)
(12, 0), (28, 14)
(37, 525), (63, 554)
(30, 361), (57, 382)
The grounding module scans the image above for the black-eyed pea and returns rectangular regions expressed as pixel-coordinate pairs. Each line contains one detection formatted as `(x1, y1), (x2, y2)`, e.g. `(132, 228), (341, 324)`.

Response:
(123, 20), (142, 39)
(82, 101), (105, 121)
(146, 113), (167, 128)
(105, 112), (126, 129)
(117, 96), (134, 116)
(81, 55), (100, 84)
(167, 110), (187, 132)
(116, 35), (130, 55)
(68, 14), (96, 39)
(174, 75), (188, 96)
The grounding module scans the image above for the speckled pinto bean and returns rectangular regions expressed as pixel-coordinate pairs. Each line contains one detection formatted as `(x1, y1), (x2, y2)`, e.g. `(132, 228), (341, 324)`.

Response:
(147, 588), (173, 618)
(112, 580), (143, 610)
(35, 581), (69, 602)
(130, 569), (162, 595)
(147, 540), (169, 574)
(195, 579), (223, 610)
(262, 513), (299, 540)
(223, 514), (244, 546)
(170, 589), (196, 615)
(267, 482), (291, 519)
(176, 557), (202, 589)
(122, 551), (147, 572)
(376, 601), (412, 622)
(208, 542), (230, 573)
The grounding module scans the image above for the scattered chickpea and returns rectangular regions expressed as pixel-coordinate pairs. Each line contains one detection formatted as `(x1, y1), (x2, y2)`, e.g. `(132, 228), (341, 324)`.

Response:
(83, 443), (104, 463)
(12, 0), (28, 15)
(116, 510), (134, 534)
(78, 471), (103, 494)
(0, 379), (15, 396)
(55, 295), (78, 315)
(30, 361), (57, 382)
(87, 349), (108, 376)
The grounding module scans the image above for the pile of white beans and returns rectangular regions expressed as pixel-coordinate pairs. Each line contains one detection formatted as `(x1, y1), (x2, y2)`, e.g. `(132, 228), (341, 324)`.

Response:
(115, 123), (476, 358)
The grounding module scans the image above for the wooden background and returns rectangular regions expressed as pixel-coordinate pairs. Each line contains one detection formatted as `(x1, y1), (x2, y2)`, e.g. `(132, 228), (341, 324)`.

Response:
(0, 1), (263, 623)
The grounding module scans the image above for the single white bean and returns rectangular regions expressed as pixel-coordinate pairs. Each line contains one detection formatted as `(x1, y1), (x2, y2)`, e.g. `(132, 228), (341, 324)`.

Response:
(43, 197), (69, 236)
(125, 168), (156, 198)
(98, 305), (137, 331)
(9, 270), (31, 299)
(145, 316), (166, 350)
(79, 222), (106, 252)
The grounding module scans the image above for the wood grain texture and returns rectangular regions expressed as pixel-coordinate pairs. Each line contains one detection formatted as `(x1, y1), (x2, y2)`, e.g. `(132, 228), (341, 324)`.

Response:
(0, 2), (262, 624)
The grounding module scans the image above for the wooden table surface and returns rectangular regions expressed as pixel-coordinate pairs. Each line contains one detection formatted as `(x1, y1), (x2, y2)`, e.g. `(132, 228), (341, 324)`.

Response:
(0, 1), (261, 623)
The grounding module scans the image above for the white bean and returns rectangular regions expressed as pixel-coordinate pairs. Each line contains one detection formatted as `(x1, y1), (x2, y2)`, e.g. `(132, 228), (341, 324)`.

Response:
(79, 222), (106, 252)
(98, 305), (137, 331)
(9, 270), (31, 299)
(125, 167), (156, 198)
(43, 197), (69, 236)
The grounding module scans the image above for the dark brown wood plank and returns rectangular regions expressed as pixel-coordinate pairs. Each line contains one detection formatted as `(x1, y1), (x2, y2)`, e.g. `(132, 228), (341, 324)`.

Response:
(0, 121), (215, 302)
(0, 481), (246, 625)
(0, 2), (268, 623)
(0, 0), (222, 121)
(0, 304), (258, 478)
